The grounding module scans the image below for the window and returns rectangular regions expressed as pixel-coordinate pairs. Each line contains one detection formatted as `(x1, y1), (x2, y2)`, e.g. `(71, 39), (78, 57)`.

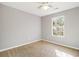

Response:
(52, 16), (64, 37)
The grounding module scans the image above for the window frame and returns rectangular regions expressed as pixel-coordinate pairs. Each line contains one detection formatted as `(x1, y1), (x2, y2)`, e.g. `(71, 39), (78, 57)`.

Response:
(51, 16), (64, 37)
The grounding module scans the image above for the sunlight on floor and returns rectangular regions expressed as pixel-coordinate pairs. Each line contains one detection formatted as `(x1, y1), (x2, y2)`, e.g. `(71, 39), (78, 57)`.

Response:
(55, 49), (73, 57)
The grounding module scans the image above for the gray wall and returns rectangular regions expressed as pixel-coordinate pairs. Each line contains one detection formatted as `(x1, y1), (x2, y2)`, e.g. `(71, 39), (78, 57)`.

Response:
(0, 4), (41, 50)
(41, 7), (79, 49)
(0, 3), (79, 51)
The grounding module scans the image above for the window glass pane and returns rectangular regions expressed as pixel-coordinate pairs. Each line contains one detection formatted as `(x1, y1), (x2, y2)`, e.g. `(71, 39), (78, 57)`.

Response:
(52, 16), (64, 37)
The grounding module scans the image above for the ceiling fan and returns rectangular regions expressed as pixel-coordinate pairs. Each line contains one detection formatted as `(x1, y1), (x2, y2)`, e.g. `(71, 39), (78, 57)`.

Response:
(38, 2), (58, 11)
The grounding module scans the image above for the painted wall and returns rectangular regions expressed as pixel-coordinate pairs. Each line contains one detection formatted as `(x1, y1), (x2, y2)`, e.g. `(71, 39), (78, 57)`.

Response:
(0, 4), (41, 50)
(41, 7), (79, 49)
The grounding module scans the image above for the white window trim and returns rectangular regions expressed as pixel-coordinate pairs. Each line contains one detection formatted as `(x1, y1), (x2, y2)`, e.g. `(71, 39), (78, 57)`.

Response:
(51, 16), (64, 37)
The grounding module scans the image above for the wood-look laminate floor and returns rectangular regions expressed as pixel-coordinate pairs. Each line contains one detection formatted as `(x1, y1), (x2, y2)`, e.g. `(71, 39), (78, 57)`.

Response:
(0, 40), (79, 57)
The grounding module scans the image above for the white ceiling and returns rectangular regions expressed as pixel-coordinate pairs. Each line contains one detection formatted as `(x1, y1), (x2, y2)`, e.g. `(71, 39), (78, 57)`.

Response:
(1, 2), (79, 16)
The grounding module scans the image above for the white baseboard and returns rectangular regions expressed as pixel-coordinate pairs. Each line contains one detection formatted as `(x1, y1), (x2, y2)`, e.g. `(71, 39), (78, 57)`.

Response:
(43, 39), (79, 50)
(0, 39), (42, 52)
(0, 39), (78, 52)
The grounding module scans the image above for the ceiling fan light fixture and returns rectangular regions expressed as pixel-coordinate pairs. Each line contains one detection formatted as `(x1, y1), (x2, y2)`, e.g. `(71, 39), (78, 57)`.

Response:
(38, 2), (52, 11)
(39, 5), (50, 10)
(38, 2), (58, 11)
